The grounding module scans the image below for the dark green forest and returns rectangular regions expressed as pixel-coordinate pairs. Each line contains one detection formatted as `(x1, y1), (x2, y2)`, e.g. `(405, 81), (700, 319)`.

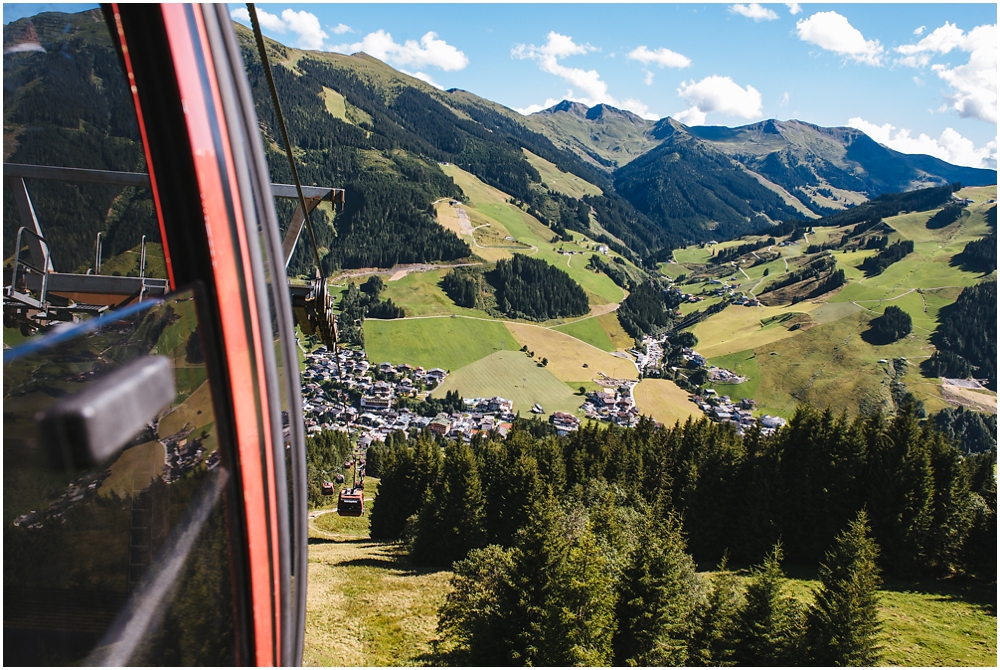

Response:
(363, 402), (995, 665)
(616, 280), (681, 338)
(487, 254), (589, 321)
(921, 281), (997, 390)
(863, 305), (912, 345)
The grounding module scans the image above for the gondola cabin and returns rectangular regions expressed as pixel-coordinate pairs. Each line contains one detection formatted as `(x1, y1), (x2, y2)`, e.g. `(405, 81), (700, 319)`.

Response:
(337, 488), (364, 517)
(321, 482), (335, 496)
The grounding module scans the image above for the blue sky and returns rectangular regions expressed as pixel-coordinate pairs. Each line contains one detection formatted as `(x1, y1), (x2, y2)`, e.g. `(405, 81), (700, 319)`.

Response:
(6, 3), (996, 169)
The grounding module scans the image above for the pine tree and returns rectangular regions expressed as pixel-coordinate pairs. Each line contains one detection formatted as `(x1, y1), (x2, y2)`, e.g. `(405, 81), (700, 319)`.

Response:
(412, 440), (486, 565)
(733, 542), (805, 666)
(613, 513), (698, 666)
(688, 556), (744, 666)
(435, 544), (518, 665)
(805, 510), (883, 666)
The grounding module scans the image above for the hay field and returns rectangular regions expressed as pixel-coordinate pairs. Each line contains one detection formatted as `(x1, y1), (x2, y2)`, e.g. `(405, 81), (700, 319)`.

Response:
(633, 379), (698, 426)
(595, 311), (634, 350)
(431, 350), (582, 416)
(691, 303), (821, 359)
(363, 316), (513, 371)
(553, 316), (617, 352)
(505, 322), (638, 382)
(99, 440), (165, 498)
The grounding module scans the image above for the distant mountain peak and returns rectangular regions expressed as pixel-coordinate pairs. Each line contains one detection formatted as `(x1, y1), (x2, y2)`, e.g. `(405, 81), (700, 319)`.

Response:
(538, 100), (591, 117)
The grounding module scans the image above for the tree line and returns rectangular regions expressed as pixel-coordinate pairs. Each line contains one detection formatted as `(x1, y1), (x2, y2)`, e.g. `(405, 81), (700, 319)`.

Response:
(616, 280), (681, 338)
(365, 402), (994, 664)
(921, 281), (996, 390)
(487, 254), (589, 321)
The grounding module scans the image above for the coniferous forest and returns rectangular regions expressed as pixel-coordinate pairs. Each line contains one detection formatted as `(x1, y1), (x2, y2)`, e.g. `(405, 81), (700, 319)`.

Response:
(487, 254), (589, 321)
(921, 281), (997, 390)
(363, 402), (995, 665)
(617, 280), (682, 338)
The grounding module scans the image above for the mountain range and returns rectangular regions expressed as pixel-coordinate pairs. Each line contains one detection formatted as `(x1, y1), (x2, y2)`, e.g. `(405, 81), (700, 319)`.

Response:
(3, 10), (996, 271)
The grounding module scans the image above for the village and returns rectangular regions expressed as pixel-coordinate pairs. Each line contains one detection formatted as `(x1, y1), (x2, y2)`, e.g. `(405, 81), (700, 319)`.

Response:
(301, 344), (530, 445)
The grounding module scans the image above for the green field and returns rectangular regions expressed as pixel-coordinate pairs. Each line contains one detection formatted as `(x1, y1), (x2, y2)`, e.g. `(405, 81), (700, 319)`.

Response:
(379, 269), (489, 318)
(363, 316), (514, 371)
(552, 315), (617, 352)
(707, 349), (761, 400)
(431, 350), (582, 416)
(522, 148), (602, 199)
(776, 569), (996, 667)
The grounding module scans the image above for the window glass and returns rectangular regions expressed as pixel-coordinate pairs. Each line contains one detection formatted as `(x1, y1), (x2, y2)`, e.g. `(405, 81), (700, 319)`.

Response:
(3, 289), (237, 666)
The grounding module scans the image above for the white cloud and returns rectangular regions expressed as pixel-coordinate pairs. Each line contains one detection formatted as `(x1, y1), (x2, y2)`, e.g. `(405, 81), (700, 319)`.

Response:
(914, 25), (926, 36)
(675, 107), (707, 126)
(644, 70), (655, 86)
(332, 23), (354, 35)
(913, 76), (924, 86)
(796, 11), (884, 66)
(786, 3), (802, 15)
(402, 70), (443, 89)
(331, 30), (469, 71)
(730, 4), (779, 22)
(675, 75), (763, 124)
(780, 92), (790, 106)
(848, 116), (997, 169)
(512, 32), (658, 120)
(512, 98), (564, 116)
(230, 7), (328, 50)
(896, 22), (996, 124)
(627, 45), (692, 69)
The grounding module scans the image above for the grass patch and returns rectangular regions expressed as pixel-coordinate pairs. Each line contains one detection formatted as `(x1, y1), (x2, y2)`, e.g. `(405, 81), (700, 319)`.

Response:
(505, 322), (638, 382)
(305, 474), (452, 667)
(552, 316), (617, 352)
(692, 303), (822, 359)
(771, 568), (997, 668)
(379, 269), (489, 318)
(522, 148), (602, 199)
(595, 311), (634, 350)
(363, 316), (514, 371)
(707, 349), (761, 400)
(431, 350), (582, 416)
(633, 378), (698, 426)
(321, 86), (348, 120)
(158, 380), (215, 436)
(750, 309), (934, 418)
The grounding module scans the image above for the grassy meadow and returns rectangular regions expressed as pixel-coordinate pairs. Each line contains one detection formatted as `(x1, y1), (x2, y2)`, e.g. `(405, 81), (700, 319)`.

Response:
(363, 316), (513, 371)
(505, 321), (638, 382)
(522, 148), (603, 199)
(430, 349), (582, 416)
(552, 315), (617, 352)
(633, 378), (699, 426)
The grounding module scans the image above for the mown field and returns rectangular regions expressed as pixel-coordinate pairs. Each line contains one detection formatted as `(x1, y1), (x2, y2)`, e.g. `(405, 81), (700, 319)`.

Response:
(430, 349), (582, 416)
(633, 378), (699, 426)
(552, 315), (617, 352)
(363, 316), (513, 371)
(505, 321), (637, 383)
(378, 269), (490, 318)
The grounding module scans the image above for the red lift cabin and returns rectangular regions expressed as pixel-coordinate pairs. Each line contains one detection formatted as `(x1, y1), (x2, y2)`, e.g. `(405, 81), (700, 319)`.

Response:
(337, 488), (365, 517)
(3, 4), (336, 666)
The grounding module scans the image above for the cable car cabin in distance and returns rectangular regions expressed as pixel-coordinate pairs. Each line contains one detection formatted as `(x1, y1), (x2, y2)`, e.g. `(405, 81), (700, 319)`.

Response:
(337, 488), (365, 517)
(2, 4), (340, 666)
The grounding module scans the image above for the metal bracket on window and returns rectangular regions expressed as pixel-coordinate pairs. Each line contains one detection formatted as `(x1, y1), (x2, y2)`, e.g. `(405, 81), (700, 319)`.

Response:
(37, 356), (177, 469)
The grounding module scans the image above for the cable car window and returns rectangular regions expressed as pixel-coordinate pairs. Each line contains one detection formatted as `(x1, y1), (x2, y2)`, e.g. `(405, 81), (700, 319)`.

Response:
(4, 7), (169, 348)
(3, 287), (237, 665)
